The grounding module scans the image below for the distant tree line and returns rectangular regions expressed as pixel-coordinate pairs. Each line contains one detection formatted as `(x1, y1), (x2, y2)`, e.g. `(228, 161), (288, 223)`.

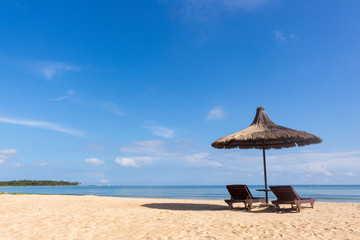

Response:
(0, 180), (80, 186)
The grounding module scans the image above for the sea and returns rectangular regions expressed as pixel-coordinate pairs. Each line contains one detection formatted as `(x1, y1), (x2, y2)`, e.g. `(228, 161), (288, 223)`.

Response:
(1, 185), (359, 203)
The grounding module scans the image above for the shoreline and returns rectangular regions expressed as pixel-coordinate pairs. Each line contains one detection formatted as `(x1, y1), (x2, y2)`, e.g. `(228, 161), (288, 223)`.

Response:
(1, 194), (359, 239)
(1, 184), (360, 203)
(1, 192), (360, 203)
(1, 191), (360, 204)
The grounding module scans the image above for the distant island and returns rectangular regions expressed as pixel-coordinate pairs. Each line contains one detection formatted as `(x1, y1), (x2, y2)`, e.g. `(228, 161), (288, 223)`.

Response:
(0, 180), (80, 186)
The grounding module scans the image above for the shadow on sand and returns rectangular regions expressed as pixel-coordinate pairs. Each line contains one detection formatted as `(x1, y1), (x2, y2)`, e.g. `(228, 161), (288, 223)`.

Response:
(142, 203), (278, 213)
(141, 203), (229, 211)
(142, 202), (313, 213)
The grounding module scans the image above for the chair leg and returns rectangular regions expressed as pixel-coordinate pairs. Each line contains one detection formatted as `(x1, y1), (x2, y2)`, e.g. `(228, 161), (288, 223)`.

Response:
(244, 200), (254, 211)
(296, 204), (301, 212)
(244, 203), (247, 210)
(310, 201), (315, 208)
(227, 202), (233, 210)
(275, 204), (280, 212)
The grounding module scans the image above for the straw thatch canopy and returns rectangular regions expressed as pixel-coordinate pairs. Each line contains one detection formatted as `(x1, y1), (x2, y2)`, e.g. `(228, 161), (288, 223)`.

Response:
(212, 107), (322, 150)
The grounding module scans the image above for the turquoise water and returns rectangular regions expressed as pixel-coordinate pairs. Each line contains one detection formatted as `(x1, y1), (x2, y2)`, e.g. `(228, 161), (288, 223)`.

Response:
(1, 185), (359, 203)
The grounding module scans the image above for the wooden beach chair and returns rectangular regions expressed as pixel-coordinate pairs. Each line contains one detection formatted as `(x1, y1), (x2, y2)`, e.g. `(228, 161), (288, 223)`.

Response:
(224, 185), (266, 211)
(269, 186), (315, 212)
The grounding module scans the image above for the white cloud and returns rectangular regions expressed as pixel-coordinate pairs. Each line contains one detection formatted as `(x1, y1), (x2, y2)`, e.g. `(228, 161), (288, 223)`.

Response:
(119, 139), (225, 168)
(115, 157), (152, 168)
(5, 59), (80, 80)
(119, 140), (168, 155)
(274, 30), (285, 41)
(115, 157), (139, 167)
(289, 33), (299, 40)
(143, 126), (174, 138)
(85, 158), (105, 165)
(99, 179), (109, 183)
(207, 107), (226, 120)
(184, 152), (223, 167)
(258, 150), (360, 179)
(0, 149), (18, 155)
(100, 102), (126, 116)
(0, 116), (84, 137)
(274, 30), (299, 42)
(36, 162), (48, 167)
(221, 0), (269, 9)
(118, 139), (360, 181)
(164, 0), (271, 24)
(117, 140), (178, 167)
(202, 149), (360, 184)
(11, 163), (23, 167)
(0, 155), (9, 161)
(37, 61), (80, 80)
(50, 90), (75, 101)
(0, 149), (18, 164)
(180, 0), (270, 14)
(85, 143), (106, 152)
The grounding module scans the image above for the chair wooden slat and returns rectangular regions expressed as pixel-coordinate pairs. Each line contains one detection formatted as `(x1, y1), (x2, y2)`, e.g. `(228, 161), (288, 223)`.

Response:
(269, 185), (315, 212)
(224, 185), (266, 211)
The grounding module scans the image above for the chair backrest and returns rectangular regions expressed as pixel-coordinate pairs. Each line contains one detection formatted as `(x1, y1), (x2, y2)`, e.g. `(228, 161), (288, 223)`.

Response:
(269, 186), (301, 201)
(226, 185), (253, 200)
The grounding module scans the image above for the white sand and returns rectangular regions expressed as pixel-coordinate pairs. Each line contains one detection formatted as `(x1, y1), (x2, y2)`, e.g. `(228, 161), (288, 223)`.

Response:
(1, 194), (359, 240)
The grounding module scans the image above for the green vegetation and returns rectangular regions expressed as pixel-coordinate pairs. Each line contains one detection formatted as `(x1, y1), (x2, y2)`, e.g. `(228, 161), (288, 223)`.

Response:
(0, 180), (80, 186)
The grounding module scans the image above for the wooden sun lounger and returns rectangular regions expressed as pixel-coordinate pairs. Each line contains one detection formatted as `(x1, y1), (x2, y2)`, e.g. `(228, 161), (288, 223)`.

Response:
(224, 185), (266, 211)
(270, 185), (315, 212)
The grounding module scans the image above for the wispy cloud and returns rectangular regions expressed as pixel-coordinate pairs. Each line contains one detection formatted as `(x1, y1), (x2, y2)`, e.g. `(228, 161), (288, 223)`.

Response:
(84, 158), (105, 165)
(50, 90), (75, 101)
(36, 61), (80, 80)
(98, 102), (126, 116)
(184, 152), (222, 167)
(203, 149), (360, 184)
(0, 149), (18, 164)
(0, 116), (84, 137)
(289, 33), (299, 40)
(3, 59), (80, 80)
(243, 150), (360, 180)
(99, 179), (109, 184)
(118, 140), (173, 168)
(143, 126), (175, 138)
(274, 30), (285, 41)
(207, 107), (226, 120)
(221, 0), (270, 9)
(164, 0), (272, 24)
(84, 143), (106, 152)
(274, 30), (299, 42)
(0, 149), (18, 155)
(0, 156), (9, 164)
(36, 162), (48, 167)
(11, 163), (24, 167)
(118, 139), (222, 168)
(119, 140), (169, 156)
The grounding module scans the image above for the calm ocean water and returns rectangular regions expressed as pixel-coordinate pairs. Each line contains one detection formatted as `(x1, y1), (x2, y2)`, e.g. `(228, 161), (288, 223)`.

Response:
(1, 185), (359, 203)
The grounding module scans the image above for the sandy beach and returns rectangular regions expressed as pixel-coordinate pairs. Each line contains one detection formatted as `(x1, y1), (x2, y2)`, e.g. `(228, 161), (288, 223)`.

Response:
(1, 194), (359, 240)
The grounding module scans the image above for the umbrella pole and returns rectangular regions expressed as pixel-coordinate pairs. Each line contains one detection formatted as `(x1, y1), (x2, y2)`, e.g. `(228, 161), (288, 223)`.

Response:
(262, 145), (268, 203)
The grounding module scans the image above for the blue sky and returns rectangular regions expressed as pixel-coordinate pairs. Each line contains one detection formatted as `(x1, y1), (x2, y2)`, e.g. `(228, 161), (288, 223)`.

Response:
(0, 0), (359, 185)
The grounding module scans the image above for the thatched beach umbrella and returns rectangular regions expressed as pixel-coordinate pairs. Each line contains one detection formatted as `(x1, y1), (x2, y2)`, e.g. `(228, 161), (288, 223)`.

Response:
(211, 107), (322, 203)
